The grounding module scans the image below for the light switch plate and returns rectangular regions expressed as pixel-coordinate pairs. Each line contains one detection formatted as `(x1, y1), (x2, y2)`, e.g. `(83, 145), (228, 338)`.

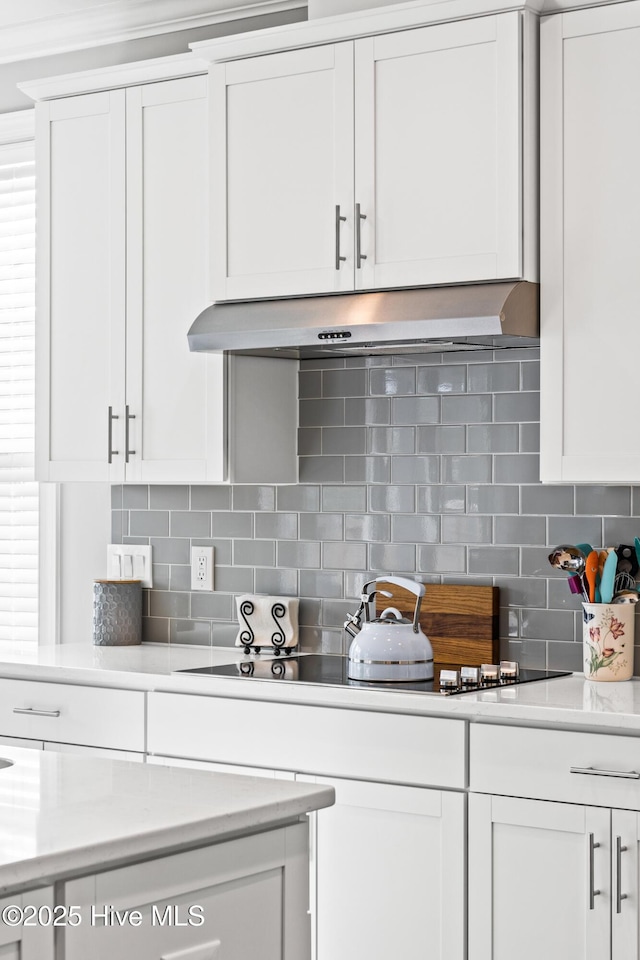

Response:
(107, 544), (152, 588)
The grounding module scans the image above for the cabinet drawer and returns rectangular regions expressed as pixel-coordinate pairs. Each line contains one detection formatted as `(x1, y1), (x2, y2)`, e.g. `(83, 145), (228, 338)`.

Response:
(148, 692), (466, 788)
(470, 723), (640, 810)
(0, 679), (145, 752)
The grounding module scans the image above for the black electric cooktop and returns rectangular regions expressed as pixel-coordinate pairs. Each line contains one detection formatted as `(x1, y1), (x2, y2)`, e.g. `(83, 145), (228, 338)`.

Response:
(177, 655), (570, 696)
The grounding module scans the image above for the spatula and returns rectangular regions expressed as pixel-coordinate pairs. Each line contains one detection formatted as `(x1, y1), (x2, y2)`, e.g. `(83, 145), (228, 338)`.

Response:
(585, 550), (599, 604)
(600, 550), (618, 605)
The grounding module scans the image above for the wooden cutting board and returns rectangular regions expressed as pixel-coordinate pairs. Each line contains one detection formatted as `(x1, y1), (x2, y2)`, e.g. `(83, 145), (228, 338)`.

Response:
(375, 583), (499, 666)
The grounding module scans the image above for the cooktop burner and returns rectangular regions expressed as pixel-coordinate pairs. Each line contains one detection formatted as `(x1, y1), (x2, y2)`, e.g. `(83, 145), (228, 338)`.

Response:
(177, 655), (570, 696)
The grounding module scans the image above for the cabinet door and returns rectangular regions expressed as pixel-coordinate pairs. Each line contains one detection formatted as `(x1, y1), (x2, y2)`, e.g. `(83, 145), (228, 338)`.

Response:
(63, 825), (309, 960)
(301, 775), (465, 960)
(540, 2), (640, 481)
(468, 793), (609, 960)
(0, 890), (54, 959)
(354, 13), (522, 290)
(613, 809), (640, 960)
(212, 43), (354, 299)
(126, 76), (226, 482)
(36, 92), (126, 481)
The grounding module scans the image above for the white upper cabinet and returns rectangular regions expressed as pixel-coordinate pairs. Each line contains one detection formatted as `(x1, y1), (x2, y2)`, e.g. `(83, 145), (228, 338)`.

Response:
(124, 77), (223, 483)
(354, 14), (523, 290)
(212, 44), (355, 300)
(209, 9), (534, 302)
(32, 68), (297, 484)
(36, 90), (126, 482)
(540, 1), (640, 482)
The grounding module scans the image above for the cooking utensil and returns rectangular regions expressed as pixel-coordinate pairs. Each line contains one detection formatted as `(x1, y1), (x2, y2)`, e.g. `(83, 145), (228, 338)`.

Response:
(548, 544), (587, 575)
(548, 544), (588, 599)
(585, 550), (599, 604)
(568, 574), (584, 596)
(600, 550), (618, 604)
(576, 543), (594, 558)
(347, 576), (434, 682)
(597, 550), (608, 601)
(615, 544), (638, 577)
(613, 571), (637, 595)
(611, 590), (639, 604)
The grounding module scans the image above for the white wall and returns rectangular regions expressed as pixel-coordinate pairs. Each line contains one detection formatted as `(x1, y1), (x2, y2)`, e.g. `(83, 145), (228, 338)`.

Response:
(59, 484), (111, 644)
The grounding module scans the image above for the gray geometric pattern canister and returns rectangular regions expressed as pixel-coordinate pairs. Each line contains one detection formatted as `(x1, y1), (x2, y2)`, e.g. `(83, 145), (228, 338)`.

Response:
(93, 579), (142, 646)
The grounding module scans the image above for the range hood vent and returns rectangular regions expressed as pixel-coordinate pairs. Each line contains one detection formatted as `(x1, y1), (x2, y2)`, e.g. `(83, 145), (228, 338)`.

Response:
(187, 281), (539, 359)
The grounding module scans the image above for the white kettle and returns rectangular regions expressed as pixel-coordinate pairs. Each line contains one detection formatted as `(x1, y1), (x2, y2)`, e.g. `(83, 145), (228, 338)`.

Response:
(345, 576), (434, 682)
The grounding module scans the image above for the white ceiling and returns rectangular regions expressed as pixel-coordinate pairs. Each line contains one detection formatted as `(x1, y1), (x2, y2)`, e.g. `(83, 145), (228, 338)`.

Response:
(0, 0), (305, 64)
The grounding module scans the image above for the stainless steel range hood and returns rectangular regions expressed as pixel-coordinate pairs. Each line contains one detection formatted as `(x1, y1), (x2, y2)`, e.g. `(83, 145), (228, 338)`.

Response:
(187, 281), (539, 359)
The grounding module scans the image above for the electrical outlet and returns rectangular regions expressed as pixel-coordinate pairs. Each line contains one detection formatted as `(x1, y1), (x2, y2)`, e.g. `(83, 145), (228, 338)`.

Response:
(191, 546), (214, 591)
(107, 545), (152, 588)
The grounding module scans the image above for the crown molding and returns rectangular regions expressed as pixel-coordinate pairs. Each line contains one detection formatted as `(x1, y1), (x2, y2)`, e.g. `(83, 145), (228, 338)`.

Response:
(0, 0), (306, 66)
(19, 53), (209, 102)
(0, 109), (34, 144)
(192, 0), (543, 61)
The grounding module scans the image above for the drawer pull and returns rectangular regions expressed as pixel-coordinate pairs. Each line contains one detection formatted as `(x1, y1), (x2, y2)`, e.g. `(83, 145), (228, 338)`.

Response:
(570, 765), (640, 780)
(13, 707), (61, 718)
(589, 833), (601, 910)
(616, 836), (628, 914)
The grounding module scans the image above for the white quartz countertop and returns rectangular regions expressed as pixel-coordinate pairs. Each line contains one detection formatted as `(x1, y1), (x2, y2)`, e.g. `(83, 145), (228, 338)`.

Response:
(0, 744), (334, 897)
(3, 642), (640, 732)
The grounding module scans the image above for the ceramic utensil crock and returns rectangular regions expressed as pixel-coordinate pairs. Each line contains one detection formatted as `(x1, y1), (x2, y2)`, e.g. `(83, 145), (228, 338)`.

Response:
(583, 602), (634, 681)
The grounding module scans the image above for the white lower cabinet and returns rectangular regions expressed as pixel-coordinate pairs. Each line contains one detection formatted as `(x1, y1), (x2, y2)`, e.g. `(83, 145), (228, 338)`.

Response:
(147, 691), (466, 960)
(469, 793), (610, 959)
(61, 823), (311, 960)
(300, 774), (465, 960)
(0, 680), (145, 755)
(469, 723), (640, 960)
(0, 889), (54, 960)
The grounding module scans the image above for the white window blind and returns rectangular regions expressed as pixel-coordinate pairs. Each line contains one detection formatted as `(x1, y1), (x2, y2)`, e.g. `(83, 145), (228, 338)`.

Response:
(0, 139), (37, 641)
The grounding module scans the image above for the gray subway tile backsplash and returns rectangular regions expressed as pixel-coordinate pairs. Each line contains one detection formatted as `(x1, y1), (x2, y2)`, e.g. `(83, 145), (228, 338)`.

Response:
(113, 352), (640, 670)
(369, 366), (416, 396)
(232, 485), (276, 512)
(149, 485), (189, 510)
(130, 511), (169, 538)
(468, 361), (520, 393)
(345, 456), (391, 483)
(170, 511), (211, 539)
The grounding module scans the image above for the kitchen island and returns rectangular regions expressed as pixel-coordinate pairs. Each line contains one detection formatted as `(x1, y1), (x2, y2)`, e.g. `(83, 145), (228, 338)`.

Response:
(0, 744), (334, 960)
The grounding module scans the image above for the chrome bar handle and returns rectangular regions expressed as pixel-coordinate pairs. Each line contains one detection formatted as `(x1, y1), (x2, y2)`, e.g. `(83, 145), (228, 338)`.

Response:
(125, 405), (136, 463)
(107, 406), (119, 463)
(335, 205), (346, 270)
(13, 707), (61, 718)
(589, 833), (601, 910)
(616, 836), (628, 914)
(355, 202), (367, 269)
(571, 766), (640, 780)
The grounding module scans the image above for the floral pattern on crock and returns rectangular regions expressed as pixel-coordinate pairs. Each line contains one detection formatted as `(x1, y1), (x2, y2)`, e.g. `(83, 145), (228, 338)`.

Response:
(585, 610), (627, 677)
